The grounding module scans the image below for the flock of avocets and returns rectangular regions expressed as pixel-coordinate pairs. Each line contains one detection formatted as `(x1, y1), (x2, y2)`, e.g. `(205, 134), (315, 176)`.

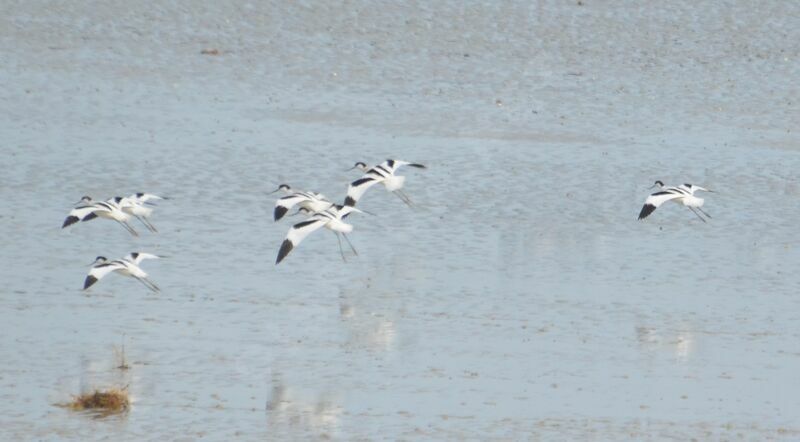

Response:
(62, 158), (714, 292)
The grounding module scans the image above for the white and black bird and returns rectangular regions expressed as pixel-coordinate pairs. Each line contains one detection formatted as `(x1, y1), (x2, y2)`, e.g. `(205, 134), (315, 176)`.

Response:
(269, 184), (334, 221)
(84, 254), (160, 292)
(638, 180), (714, 222)
(276, 204), (364, 264)
(345, 159), (426, 207)
(62, 196), (140, 236)
(112, 196), (159, 233)
(286, 207), (316, 218)
(127, 192), (168, 205)
(123, 251), (162, 266)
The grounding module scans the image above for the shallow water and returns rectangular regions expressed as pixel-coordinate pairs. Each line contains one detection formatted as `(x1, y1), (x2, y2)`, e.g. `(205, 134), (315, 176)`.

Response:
(1, 1), (799, 439)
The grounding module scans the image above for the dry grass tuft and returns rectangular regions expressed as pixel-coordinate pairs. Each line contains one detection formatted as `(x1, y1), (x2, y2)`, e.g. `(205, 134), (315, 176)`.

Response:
(63, 387), (130, 416)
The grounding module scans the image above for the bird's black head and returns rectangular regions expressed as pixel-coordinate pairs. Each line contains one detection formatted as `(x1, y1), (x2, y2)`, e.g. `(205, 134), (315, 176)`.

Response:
(136, 192), (145, 198)
(94, 256), (107, 263)
(112, 196), (123, 203)
(74, 195), (93, 206)
(291, 207), (312, 217)
(348, 162), (367, 172)
(269, 184), (291, 195)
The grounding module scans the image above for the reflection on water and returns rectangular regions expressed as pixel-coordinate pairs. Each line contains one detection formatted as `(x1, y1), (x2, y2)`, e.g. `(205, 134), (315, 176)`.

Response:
(635, 325), (696, 363)
(339, 296), (398, 353)
(265, 373), (342, 438)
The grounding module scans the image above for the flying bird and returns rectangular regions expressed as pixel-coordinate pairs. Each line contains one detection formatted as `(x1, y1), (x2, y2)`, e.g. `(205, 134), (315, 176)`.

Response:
(127, 192), (168, 205)
(638, 180), (714, 222)
(62, 196), (139, 236)
(84, 254), (160, 292)
(269, 184), (334, 221)
(123, 251), (162, 265)
(345, 159), (426, 207)
(276, 205), (364, 264)
(112, 196), (160, 233)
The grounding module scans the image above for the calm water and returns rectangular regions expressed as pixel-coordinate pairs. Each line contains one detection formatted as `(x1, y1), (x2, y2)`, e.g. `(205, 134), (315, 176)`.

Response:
(2, 1), (799, 439)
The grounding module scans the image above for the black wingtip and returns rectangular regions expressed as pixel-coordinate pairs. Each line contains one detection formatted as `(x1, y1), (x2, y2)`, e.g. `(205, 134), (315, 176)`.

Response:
(82, 212), (98, 222)
(62, 215), (79, 228)
(274, 206), (288, 221)
(638, 204), (656, 220)
(83, 275), (98, 290)
(276, 239), (294, 264)
(344, 196), (356, 207)
(409, 163), (426, 169)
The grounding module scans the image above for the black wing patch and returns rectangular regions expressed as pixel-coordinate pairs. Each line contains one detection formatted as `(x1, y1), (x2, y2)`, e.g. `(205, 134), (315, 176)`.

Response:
(83, 275), (98, 290)
(62, 216), (79, 228)
(638, 204), (657, 220)
(351, 177), (374, 187)
(373, 165), (390, 175)
(274, 206), (289, 221)
(294, 219), (319, 229)
(276, 239), (294, 264)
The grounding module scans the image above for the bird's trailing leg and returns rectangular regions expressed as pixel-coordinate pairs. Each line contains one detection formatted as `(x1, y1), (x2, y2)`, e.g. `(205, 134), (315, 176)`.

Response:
(342, 233), (358, 256)
(136, 215), (158, 233)
(687, 207), (707, 223)
(394, 190), (413, 207)
(696, 207), (712, 219)
(146, 278), (161, 292)
(117, 220), (140, 236)
(335, 233), (347, 263)
(399, 190), (415, 207)
(135, 276), (159, 292)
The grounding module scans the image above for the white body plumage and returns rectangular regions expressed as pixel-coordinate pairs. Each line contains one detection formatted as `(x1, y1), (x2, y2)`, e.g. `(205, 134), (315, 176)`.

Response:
(345, 159), (426, 207)
(270, 184), (334, 221)
(84, 253), (161, 292)
(276, 205), (362, 264)
(638, 181), (713, 222)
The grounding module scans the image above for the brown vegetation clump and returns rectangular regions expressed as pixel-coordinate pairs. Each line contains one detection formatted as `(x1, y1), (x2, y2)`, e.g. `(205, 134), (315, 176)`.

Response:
(66, 388), (129, 415)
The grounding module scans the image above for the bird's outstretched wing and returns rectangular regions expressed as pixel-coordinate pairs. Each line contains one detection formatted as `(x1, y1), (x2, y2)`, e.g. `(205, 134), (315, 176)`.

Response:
(123, 252), (160, 266)
(84, 262), (125, 290)
(129, 193), (167, 203)
(344, 176), (383, 207)
(276, 217), (328, 264)
(383, 159), (427, 173)
(275, 194), (313, 221)
(63, 205), (99, 228)
(344, 160), (426, 206)
(638, 191), (685, 220)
